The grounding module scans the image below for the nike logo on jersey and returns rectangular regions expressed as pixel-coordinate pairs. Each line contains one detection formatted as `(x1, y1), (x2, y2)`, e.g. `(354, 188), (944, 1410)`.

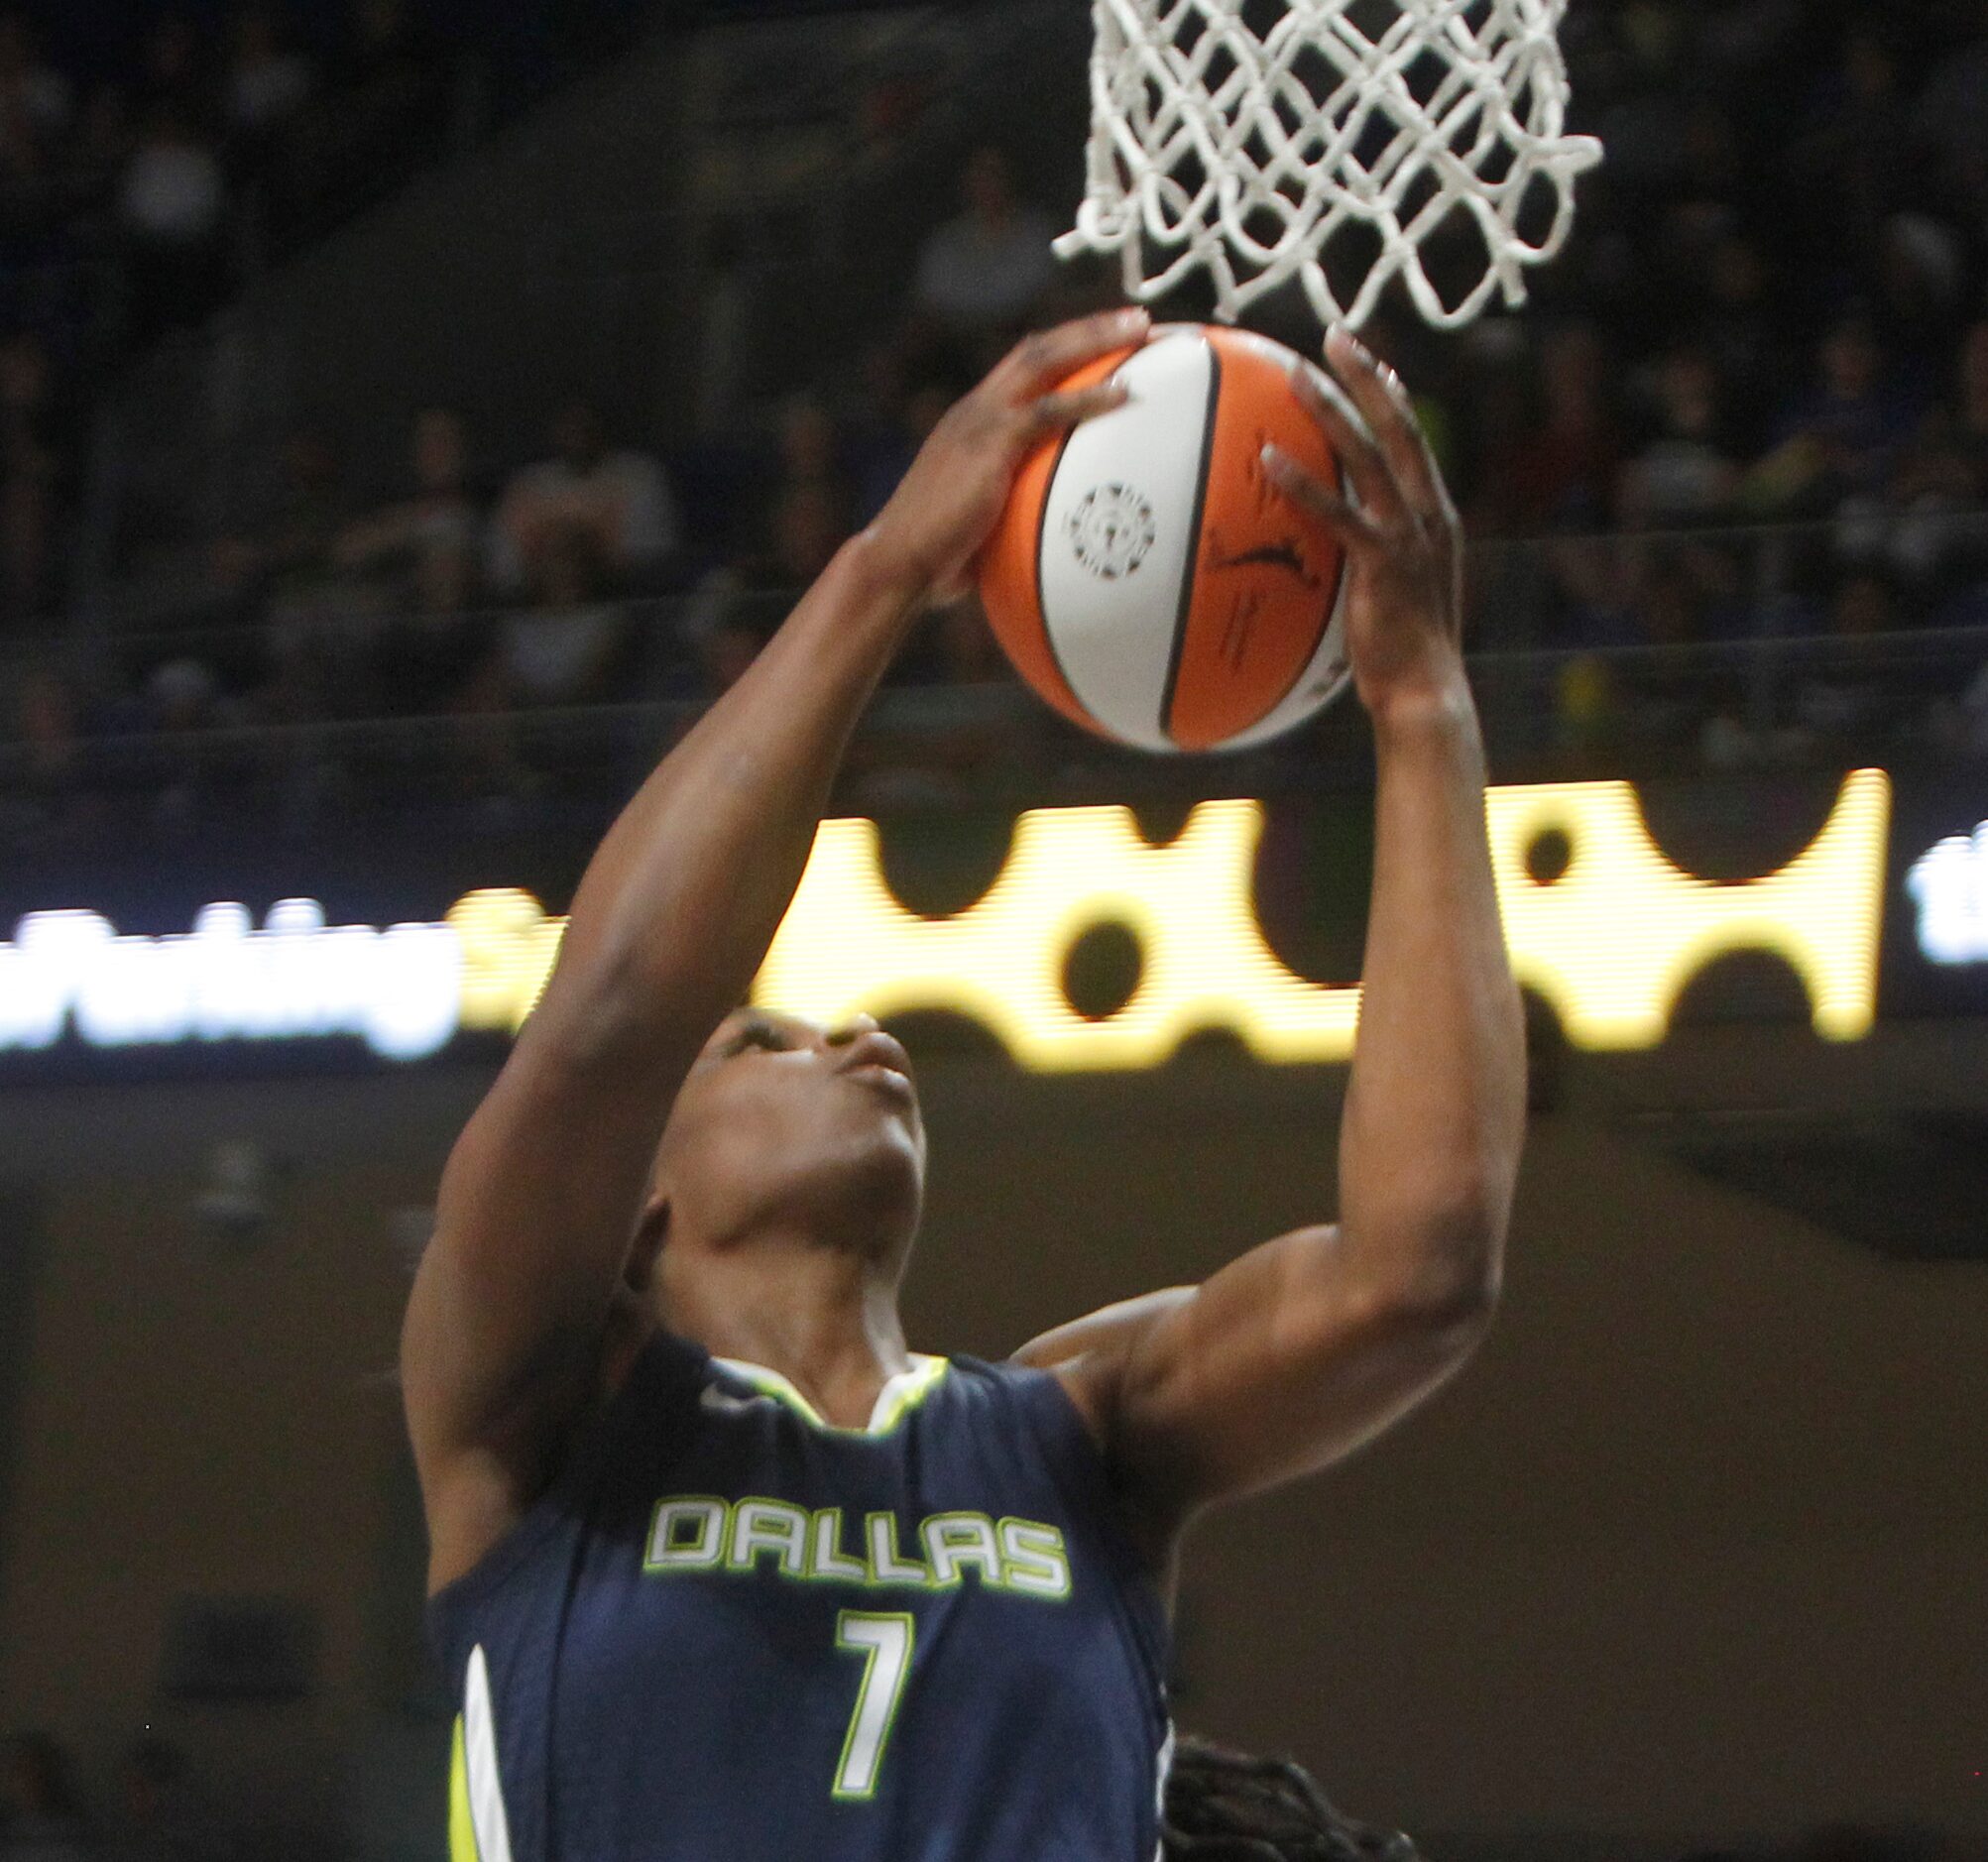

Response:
(700, 1385), (774, 1417)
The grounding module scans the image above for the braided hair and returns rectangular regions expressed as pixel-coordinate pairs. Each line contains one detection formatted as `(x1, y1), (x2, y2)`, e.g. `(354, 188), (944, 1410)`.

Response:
(1160, 1736), (1426, 1862)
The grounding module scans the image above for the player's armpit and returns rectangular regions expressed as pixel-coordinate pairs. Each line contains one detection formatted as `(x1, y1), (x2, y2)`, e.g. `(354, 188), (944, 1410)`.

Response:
(1069, 1222), (1496, 1532)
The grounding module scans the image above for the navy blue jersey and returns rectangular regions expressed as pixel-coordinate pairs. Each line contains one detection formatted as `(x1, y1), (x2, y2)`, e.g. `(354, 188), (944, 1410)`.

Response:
(427, 1329), (1174, 1861)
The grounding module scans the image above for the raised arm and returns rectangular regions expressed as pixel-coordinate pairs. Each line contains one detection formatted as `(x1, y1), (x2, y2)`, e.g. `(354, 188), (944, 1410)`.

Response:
(1037, 330), (1526, 1539)
(404, 311), (1150, 1590)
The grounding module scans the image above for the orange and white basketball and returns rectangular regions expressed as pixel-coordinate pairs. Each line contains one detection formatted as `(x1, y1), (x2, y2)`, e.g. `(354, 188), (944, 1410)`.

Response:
(978, 324), (1351, 755)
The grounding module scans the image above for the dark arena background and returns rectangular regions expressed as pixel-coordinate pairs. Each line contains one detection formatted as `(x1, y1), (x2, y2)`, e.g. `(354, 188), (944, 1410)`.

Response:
(1, 0), (1987, 1857)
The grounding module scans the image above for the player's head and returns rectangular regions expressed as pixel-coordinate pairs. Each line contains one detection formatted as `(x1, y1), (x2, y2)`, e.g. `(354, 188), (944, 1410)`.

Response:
(1160, 1737), (1422, 1861)
(633, 1006), (927, 1296)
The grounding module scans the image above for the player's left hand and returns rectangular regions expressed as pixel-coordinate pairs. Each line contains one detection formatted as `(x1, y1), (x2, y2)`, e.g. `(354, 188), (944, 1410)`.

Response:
(1262, 328), (1467, 734)
(863, 307), (1153, 612)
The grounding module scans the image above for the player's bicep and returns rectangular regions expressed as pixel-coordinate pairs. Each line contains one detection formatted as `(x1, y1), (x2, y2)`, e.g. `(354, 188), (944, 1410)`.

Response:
(1102, 1224), (1494, 1522)
(402, 1014), (685, 1498)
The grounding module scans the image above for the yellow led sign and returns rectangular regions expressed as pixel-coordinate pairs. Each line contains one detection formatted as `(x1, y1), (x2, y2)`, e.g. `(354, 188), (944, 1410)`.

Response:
(759, 802), (1360, 1071)
(1492, 770), (1891, 1048)
(447, 771), (1891, 1070)
(451, 886), (569, 1037)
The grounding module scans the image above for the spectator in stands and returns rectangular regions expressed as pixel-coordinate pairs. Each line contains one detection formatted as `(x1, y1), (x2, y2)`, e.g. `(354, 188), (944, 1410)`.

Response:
(329, 0), (445, 200)
(1958, 655), (1988, 753)
(346, 0), (432, 91)
(220, 424), (348, 599)
(1618, 348), (1741, 528)
(1690, 0), (1799, 91)
(1634, 548), (1716, 648)
(1749, 313), (1921, 517)
(118, 104), (225, 248)
(0, 12), (70, 202)
(145, 656), (225, 736)
(372, 517), (493, 718)
(870, 379), (958, 519)
(1588, 4), (1695, 198)
(1873, 212), (1967, 367)
(1785, 25), (1911, 262)
(117, 104), (228, 332)
(501, 529), (628, 709)
(1774, 562), (1899, 760)
(489, 398), (679, 595)
(1852, 316), (1988, 598)
(217, 424), (375, 721)
(1959, 317), (1988, 499)
(892, 594), (1007, 689)
(1914, 0), (1988, 217)
(66, 83), (133, 218)
(1472, 320), (1622, 534)
(0, 330), (61, 629)
(1669, 99), (1743, 235)
(1696, 234), (1785, 451)
(691, 615), (761, 698)
(675, 463), (854, 703)
(846, 344), (965, 525)
(1830, 570), (1901, 640)
(135, 12), (213, 131)
(0, 13), (68, 139)
(912, 146), (1059, 349)
(764, 393), (854, 557)
(774, 395), (845, 499)
(223, 6), (313, 159)
(767, 480), (849, 591)
(0, 661), (84, 846)
(0, 1730), (93, 1861)
(334, 406), (480, 603)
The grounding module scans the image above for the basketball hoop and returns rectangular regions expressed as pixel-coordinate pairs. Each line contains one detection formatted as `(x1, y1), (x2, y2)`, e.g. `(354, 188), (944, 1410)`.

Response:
(1054, 0), (1603, 332)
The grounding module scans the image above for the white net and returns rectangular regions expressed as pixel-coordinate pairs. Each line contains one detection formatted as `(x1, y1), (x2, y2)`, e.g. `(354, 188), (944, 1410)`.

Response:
(1054, 0), (1603, 331)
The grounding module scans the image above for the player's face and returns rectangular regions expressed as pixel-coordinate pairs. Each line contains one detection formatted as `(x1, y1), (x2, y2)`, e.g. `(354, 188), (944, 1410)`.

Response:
(656, 1008), (926, 1262)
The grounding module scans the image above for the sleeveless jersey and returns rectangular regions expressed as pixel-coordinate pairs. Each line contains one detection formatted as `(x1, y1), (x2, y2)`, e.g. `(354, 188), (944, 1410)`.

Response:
(426, 1330), (1174, 1861)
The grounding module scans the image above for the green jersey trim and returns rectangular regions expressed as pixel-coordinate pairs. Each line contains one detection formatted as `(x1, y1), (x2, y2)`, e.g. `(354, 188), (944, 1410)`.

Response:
(711, 1354), (950, 1438)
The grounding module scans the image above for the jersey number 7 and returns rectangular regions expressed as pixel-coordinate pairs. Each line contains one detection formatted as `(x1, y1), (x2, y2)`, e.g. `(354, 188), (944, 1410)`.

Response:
(832, 1611), (915, 1801)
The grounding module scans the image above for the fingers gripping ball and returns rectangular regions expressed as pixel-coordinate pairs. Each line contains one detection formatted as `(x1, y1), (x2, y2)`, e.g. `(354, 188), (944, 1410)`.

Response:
(979, 325), (1351, 755)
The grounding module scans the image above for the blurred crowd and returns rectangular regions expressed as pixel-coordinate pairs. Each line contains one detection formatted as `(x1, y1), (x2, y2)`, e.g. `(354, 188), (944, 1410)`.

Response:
(0, 0), (646, 644)
(5, 0), (1988, 838)
(0, 0), (467, 626)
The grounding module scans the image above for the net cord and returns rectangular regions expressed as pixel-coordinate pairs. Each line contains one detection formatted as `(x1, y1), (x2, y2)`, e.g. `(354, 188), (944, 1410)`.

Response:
(1054, 0), (1603, 330)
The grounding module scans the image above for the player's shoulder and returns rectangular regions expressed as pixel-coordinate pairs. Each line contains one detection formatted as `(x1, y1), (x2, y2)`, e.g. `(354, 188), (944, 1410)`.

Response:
(945, 1349), (1063, 1404)
(941, 1350), (1104, 1457)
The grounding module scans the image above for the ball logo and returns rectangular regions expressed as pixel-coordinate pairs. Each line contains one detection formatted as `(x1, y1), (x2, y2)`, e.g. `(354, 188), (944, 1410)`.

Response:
(1066, 484), (1156, 581)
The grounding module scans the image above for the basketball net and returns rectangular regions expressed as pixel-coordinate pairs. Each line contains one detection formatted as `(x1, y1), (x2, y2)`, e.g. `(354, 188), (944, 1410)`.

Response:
(1054, 0), (1603, 331)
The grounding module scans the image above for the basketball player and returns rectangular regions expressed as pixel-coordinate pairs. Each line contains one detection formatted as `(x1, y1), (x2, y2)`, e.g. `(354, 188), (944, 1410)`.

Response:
(403, 307), (1525, 1860)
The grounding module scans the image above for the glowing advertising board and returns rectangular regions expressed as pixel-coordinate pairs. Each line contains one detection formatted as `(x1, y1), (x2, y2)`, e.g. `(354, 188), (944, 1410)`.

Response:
(1909, 821), (1988, 968)
(0, 773), (1897, 1074)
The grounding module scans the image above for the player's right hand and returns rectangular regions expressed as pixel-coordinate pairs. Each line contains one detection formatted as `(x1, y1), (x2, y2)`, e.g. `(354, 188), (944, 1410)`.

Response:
(862, 307), (1153, 611)
(1263, 327), (1467, 736)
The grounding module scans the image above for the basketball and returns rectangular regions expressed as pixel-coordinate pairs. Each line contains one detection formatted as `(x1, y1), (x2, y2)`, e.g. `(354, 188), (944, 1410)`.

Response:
(978, 324), (1352, 756)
